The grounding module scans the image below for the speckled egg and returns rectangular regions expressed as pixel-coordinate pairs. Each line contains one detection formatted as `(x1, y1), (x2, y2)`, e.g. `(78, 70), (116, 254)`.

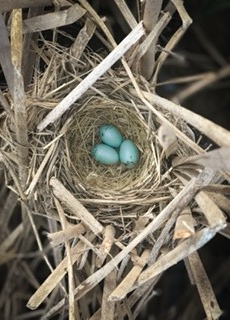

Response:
(99, 124), (123, 148)
(91, 143), (119, 165)
(119, 139), (139, 167)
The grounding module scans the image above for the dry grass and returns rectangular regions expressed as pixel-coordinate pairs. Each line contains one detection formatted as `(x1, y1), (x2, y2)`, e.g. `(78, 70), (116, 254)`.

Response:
(0, 1), (230, 320)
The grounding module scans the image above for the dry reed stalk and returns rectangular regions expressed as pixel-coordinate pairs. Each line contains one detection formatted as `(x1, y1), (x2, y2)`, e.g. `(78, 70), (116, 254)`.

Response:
(113, 0), (137, 29)
(186, 252), (222, 319)
(11, 9), (28, 188)
(173, 207), (195, 239)
(50, 177), (103, 235)
(37, 22), (145, 131)
(0, 14), (14, 96)
(141, 0), (163, 80)
(23, 4), (86, 33)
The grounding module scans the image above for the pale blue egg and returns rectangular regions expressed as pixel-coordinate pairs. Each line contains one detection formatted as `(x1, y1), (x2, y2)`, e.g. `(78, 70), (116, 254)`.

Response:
(119, 139), (139, 167)
(91, 143), (119, 165)
(99, 124), (123, 148)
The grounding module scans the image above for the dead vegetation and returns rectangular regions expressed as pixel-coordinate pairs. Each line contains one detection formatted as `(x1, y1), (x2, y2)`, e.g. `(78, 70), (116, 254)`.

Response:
(0, 1), (230, 319)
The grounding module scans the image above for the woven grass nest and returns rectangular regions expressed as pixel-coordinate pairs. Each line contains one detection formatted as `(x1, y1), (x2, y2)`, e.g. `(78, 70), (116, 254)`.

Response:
(1, 1), (230, 320)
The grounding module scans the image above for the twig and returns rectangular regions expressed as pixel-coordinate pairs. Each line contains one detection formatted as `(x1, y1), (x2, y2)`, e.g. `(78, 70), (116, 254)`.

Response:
(37, 22), (145, 131)
(23, 4), (86, 33)
(54, 198), (76, 320)
(50, 177), (103, 235)
(136, 90), (230, 147)
(113, 0), (138, 29)
(61, 168), (216, 303)
(137, 225), (225, 287)
(186, 252), (222, 319)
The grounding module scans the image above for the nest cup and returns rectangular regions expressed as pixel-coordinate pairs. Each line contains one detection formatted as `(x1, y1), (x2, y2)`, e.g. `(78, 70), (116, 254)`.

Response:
(64, 97), (159, 201)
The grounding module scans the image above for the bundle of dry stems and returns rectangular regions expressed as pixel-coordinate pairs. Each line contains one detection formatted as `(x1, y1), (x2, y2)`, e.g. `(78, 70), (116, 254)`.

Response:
(0, 0), (230, 319)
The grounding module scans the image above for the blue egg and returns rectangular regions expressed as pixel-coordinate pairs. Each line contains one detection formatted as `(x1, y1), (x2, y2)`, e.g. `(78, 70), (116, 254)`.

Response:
(91, 144), (119, 165)
(119, 139), (139, 167)
(99, 124), (123, 148)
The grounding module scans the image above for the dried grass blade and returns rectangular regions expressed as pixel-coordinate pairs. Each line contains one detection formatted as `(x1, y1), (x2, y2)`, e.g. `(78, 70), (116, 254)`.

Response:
(173, 147), (230, 171)
(186, 252), (222, 319)
(137, 225), (225, 287)
(157, 123), (178, 158)
(37, 22), (145, 131)
(23, 4), (86, 33)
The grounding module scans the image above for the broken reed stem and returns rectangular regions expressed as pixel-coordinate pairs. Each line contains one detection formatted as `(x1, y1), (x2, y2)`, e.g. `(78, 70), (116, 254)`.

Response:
(186, 252), (222, 319)
(37, 21), (145, 131)
(11, 9), (28, 188)
(141, 0), (163, 80)
(42, 168), (216, 316)
(138, 90), (230, 147)
(54, 198), (75, 320)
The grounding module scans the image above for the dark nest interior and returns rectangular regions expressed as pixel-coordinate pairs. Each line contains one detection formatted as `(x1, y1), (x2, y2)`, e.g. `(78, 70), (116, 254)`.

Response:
(0, 1), (230, 320)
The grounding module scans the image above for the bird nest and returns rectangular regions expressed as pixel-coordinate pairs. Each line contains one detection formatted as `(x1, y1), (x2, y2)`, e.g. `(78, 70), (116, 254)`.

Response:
(0, 1), (229, 320)
(65, 98), (159, 197)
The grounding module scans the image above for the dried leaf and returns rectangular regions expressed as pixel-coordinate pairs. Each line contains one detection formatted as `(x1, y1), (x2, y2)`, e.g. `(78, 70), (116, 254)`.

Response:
(158, 123), (178, 157)
(173, 146), (230, 171)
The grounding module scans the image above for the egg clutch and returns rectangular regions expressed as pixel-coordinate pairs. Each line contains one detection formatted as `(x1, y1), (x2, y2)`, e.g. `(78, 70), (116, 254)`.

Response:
(91, 124), (139, 167)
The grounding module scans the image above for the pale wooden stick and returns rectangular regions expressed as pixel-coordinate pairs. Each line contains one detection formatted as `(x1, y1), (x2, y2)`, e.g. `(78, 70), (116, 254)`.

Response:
(109, 249), (150, 301)
(186, 252), (222, 319)
(54, 198), (75, 320)
(27, 238), (94, 310)
(35, 168), (216, 316)
(23, 4), (86, 33)
(101, 267), (117, 320)
(47, 223), (86, 246)
(195, 191), (226, 228)
(137, 225), (225, 287)
(173, 207), (195, 239)
(71, 168), (215, 301)
(138, 90), (230, 147)
(113, 0), (137, 29)
(50, 177), (103, 235)
(37, 22), (145, 131)
(96, 225), (116, 268)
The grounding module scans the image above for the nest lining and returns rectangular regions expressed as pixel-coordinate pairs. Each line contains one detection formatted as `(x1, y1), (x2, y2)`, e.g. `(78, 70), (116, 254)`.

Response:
(65, 97), (159, 196)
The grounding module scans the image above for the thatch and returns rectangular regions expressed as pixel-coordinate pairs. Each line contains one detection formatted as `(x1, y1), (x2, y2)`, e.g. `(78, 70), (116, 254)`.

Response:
(0, 1), (230, 320)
